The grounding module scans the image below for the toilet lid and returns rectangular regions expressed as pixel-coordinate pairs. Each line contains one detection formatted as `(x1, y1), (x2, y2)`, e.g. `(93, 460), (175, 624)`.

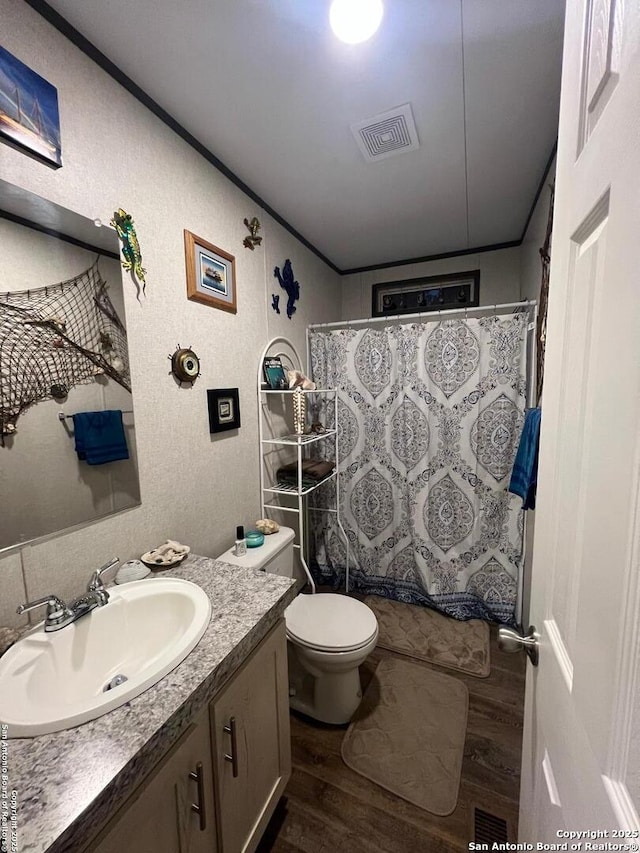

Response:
(285, 594), (378, 653)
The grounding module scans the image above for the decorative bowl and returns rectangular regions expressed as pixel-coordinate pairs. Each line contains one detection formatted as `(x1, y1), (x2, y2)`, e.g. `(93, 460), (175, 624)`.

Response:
(245, 530), (265, 548)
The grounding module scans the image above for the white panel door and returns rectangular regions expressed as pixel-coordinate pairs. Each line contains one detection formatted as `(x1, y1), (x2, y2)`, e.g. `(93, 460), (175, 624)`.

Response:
(520, 0), (640, 836)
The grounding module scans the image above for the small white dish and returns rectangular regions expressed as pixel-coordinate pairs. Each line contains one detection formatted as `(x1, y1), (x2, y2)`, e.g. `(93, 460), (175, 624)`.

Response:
(115, 560), (151, 584)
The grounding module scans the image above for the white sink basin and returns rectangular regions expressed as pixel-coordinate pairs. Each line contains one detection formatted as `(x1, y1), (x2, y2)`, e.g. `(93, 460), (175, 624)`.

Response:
(0, 578), (212, 738)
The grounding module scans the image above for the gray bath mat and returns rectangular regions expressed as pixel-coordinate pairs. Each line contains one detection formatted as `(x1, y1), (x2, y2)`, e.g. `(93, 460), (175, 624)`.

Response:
(364, 595), (491, 678)
(342, 657), (469, 816)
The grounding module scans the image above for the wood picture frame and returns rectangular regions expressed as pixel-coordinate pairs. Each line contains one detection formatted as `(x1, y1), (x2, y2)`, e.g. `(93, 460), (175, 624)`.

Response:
(371, 270), (480, 318)
(184, 229), (236, 314)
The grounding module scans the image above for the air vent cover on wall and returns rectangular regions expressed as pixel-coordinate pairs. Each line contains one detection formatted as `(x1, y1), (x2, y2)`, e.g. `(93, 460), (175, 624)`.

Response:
(350, 103), (419, 163)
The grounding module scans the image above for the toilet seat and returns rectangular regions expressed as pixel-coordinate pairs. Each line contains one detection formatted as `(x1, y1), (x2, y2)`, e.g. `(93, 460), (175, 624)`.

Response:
(286, 630), (377, 654)
(285, 593), (378, 653)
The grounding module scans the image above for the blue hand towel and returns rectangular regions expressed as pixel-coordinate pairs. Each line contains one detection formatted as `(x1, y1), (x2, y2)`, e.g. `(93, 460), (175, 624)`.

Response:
(509, 407), (541, 510)
(72, 410), (129, 465)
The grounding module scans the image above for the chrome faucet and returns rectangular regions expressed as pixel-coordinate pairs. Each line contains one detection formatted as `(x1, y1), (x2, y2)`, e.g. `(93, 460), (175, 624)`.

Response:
(86, 557), (119, 606)
(16, 558), (119, 632)
(16, 595), (73, 632)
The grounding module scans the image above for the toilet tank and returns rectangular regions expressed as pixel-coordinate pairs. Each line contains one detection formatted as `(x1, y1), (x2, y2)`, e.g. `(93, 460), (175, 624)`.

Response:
(216, 526), (295, 577)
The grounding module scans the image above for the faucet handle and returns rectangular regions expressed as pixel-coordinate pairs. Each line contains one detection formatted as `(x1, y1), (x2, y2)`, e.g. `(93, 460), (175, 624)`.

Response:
(17, 595), (69, 624)
(87, 557), (119, 591)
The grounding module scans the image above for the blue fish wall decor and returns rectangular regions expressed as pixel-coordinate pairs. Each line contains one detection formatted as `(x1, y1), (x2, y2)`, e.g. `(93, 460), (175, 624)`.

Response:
(274, 259), (300, 319)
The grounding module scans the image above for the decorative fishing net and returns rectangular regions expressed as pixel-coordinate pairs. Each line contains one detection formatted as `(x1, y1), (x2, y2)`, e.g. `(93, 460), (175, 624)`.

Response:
(0, 261), (130, 444)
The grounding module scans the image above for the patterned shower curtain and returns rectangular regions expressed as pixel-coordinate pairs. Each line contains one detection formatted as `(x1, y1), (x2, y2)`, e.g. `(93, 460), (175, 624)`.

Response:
(308, 313), (528, 625)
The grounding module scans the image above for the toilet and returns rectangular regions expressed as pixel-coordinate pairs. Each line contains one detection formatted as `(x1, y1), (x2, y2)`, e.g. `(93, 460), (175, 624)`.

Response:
(217, 526), (378, 724)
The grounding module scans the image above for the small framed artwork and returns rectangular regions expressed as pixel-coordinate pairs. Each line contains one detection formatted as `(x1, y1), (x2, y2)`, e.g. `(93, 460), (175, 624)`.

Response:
(184, 230), (236, 314)
(0, 46), (62, 168)
(372, 270), (480, 318)
(207, 388), (241, 433)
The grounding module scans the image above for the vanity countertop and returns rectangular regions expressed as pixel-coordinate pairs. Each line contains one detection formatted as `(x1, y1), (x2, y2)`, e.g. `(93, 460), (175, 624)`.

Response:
(6, 555), (298, 853)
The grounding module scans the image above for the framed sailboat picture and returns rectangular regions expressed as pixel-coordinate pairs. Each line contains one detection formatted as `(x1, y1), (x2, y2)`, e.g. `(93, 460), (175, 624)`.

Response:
(184, 229), (237, 314)
(0, 46), (62, 168)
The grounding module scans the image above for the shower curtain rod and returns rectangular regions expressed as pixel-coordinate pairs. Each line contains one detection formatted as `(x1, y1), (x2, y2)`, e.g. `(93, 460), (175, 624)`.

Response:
(307, 299), (537, 331)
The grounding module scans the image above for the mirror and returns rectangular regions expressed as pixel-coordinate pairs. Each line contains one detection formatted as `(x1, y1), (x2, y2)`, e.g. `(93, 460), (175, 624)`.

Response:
(0, 181), (141, 551)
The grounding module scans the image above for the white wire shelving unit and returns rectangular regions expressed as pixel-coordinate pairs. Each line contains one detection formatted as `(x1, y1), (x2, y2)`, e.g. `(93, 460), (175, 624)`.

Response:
(257, 337), (350, 594)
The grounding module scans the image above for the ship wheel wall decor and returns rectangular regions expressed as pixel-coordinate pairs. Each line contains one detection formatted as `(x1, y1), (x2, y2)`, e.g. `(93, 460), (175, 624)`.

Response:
(169, 346), (201, 384)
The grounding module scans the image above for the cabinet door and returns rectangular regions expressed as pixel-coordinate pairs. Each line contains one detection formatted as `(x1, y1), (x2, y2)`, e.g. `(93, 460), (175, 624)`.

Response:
(86, 707), (217, 853)
(210, 620), (291, 853)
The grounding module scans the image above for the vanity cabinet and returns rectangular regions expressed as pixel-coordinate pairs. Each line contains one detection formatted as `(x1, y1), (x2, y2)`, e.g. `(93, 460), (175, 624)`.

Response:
(84, 620), (290, 853)
(210, 620), (291, 853)
(85, 706), (217, 853)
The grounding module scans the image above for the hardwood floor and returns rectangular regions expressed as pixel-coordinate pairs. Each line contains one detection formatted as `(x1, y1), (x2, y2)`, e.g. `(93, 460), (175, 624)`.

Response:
(257, 621), (526, 853)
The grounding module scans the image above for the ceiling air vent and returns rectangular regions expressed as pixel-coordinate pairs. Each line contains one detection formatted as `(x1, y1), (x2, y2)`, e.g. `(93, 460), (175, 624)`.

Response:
(350, 103), (419, 163)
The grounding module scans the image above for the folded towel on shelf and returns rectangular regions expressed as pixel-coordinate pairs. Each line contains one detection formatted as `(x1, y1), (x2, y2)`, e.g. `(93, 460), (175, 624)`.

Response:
(277, 458), (335, 488)
(72, 410), (129, 465)
(509, 407), (541, 510)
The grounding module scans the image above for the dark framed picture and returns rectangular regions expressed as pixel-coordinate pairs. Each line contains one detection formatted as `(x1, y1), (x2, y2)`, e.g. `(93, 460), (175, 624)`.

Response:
(184, 229), (236, 314)
(372, 270), (480, 318)
(262, 356), (288, 390)
(207, 388), (241, 433)
(0, 46), (62, 168)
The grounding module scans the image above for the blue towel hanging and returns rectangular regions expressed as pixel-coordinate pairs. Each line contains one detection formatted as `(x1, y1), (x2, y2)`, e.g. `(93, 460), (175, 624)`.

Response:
(509, 407), (541, 510)
(72, 410), (129, 465)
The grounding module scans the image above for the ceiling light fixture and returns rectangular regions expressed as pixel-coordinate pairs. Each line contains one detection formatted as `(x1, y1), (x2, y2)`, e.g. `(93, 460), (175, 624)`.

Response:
(329, 0), (384, 44)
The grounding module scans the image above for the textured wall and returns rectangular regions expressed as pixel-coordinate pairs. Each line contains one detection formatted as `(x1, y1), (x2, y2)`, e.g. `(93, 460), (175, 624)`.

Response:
(340, 246), (522, 320)
(0, 0), (340, 624)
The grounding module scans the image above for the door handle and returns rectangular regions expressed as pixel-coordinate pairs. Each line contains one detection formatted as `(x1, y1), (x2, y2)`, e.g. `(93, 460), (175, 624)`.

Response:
(189, 761), (207, 831)
(498, 625), (539, 666)
(223, 716), (239, 777)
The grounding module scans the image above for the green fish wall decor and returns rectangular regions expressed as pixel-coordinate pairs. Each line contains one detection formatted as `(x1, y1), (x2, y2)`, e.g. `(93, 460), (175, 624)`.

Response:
(111, 208), (147, 300)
